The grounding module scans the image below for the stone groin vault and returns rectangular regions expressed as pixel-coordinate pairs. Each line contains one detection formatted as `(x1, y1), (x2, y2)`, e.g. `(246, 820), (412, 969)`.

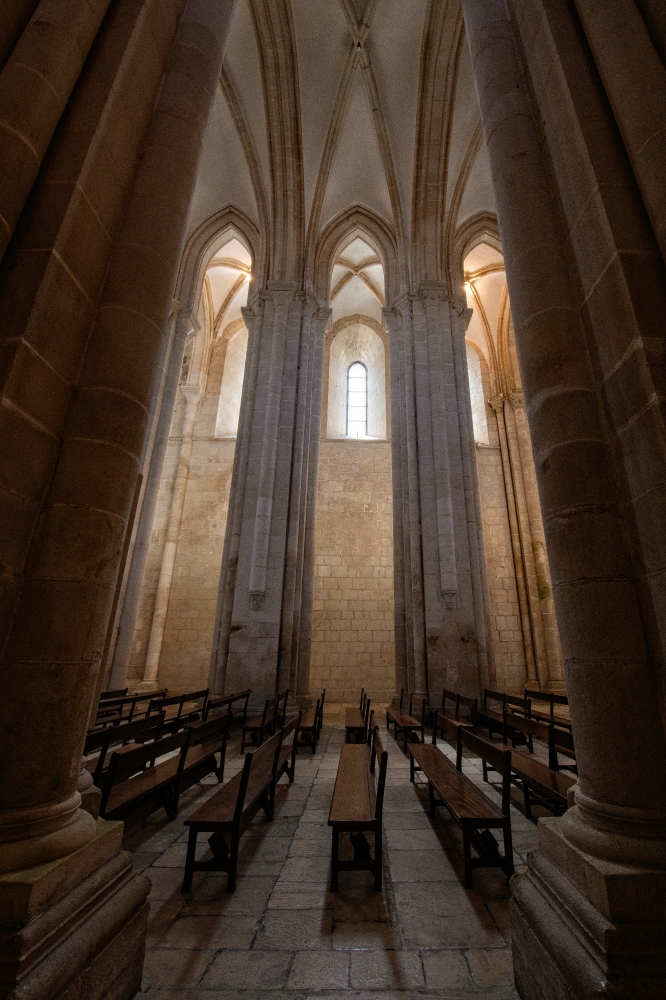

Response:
(0, 1), (665, 999)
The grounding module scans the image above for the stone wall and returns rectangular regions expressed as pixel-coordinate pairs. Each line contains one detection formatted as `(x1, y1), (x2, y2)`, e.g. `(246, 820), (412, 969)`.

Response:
(309, 439), (395, 702)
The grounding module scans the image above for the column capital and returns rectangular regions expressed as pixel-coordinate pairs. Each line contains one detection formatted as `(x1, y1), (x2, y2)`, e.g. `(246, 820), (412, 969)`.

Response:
(265, 280), (298, 310)
(508, 390), (525, 411)
(489, 394), (506, 414)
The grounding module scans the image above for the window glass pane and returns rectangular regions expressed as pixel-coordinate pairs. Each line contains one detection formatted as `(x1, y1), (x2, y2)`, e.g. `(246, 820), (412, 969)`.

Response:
(347, 362), (367, 437)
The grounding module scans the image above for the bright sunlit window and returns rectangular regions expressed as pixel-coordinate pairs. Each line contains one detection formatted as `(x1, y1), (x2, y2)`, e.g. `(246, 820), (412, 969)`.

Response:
(347, 362), (367, 438)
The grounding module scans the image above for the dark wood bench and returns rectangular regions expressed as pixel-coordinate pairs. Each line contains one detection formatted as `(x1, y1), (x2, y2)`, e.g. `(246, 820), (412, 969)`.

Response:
(94, 690), (168, 727)
(84, 711), (166, 785)
(180, 712), (232, 792)
(99, 687), (128, 700)
(386, 690), (428, 752)
(476, 690), (531, 743)
(147, 688), (209, 732)
(434, 692), (477, 741)
(500, 711), (575, 818)
(182, 727), (286, 893)
(328, 726), (388, 891)
(241, 694), (280, 752)
(296, 690), (325, 753)
(410, 726), (514, 888)
(524, 688), (572, 730)
(345, 690), (370, 743)
(99, 728), (192, 822)
(205, 689), (251, 724)
(271, 712), (301, 810)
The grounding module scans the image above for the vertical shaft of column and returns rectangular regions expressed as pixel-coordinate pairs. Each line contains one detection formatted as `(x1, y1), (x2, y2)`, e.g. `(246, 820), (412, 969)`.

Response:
(209, 301), (264, 693)
(295, 308), (329, 698)
(572, 0), (666, 262)
(423, 292), (457, 604)
(248, 288), (293, 606)
(462, 0), (666, 860)
(450, 301), (493, 689)
(141, 386), (200, 689)
(109, 309), (194, 689)
(0, 0), (114, 259)
(0, 0), (238, 875)
(491, 396), (537, 684)
(510, 391), (564, 685)
(0, 0), (40, 70)
(503, 393), (549, 686)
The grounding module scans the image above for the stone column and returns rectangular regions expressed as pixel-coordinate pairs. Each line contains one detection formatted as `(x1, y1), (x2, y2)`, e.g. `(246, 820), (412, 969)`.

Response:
(490, 395), (536, 685)
(140, 385), (201, 692)
(108, 308), (197, 690)
(462, 1), (666, 996)
(509, 391), (564, 687)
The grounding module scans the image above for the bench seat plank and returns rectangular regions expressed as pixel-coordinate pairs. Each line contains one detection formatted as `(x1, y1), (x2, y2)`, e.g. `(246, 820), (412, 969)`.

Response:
(104, 755), (179, 817)
(410, 744), (501, 823)
(329, 745), (375, 825)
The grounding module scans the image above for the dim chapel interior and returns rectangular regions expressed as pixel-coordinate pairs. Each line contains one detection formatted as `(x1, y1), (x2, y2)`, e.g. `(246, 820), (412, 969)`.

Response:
(0, 1), (665, 999)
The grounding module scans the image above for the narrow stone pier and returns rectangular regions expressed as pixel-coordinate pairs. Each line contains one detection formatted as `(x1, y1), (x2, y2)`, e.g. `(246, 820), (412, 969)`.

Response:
(128, 706), (539, 998)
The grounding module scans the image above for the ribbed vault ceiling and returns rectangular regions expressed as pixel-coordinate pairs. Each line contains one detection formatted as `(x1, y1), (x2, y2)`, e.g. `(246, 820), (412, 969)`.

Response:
(188, 0), (496, 294)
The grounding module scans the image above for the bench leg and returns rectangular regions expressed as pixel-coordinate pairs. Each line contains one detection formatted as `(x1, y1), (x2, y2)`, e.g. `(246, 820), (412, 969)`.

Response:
(428, 782), (436, 819)
(182, 827), (198, 892)
(523, 781), (532, 820)
(374, 824), (383, 892)
(410, 754), (415, 783)
(503, 821), (514, 884)
(330, 829), (340, 891)
(462, 829), (473, 889)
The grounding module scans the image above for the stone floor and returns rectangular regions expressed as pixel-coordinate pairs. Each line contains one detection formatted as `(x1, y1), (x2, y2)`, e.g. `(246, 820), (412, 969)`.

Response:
(127, 705), (543, 999)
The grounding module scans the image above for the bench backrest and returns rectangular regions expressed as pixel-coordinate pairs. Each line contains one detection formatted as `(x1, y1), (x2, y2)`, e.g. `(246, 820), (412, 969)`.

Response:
(95, 690), (168, 726)
(90, 710), (165, 755)
(457, 726), (511, 815)
(441, 689), (457, 713)
(205, 689), (251, 720)
(101, 728), (192, 812)
(483, 689), (505, 709)
(370, 727), (389, 820)
(525, 689), (569, 712)
(549, 725), (576, 769)
(359, 688), (365, 711)
(261, 694), (280, 727)
(188, 711), (232, 748)
(235, 726), (285, 823)
(505, 693), (531, 717)
(457, 694), (477, 720)
(277, 688), (289, 725)
(409, 693), (428, 722)
(504, 709), (549, 744)
(100, 688), (128, 700)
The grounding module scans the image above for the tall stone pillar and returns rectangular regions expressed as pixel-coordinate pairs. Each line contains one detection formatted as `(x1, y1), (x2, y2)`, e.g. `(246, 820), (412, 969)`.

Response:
(462, 1), (666, 996)
(0, 1), (237, 995)
(387, 290), (491, 700)
(210, 286), (326, 700)
(108, 308), (197, 690)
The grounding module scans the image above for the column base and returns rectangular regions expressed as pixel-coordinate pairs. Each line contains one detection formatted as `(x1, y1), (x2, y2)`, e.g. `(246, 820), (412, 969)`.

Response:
(511, 815), (666, 1000)
(0, 819), (150, 1000)
(135, 679), (161, 694)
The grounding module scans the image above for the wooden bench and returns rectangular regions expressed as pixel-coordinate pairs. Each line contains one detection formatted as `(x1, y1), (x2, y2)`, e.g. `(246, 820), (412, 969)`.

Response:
(84, 711), (166, 785)
(271, 712), (301, 810)
(500, 711), (575, 818)
(180, 712), (232, 792)
(296, 690), (325, 753)
(182, 727), (286, 893)
(476, 690), (531, 742)
(277, 687), (290, 726)
(205, 689), (251, 724)
(345, 691), (370, 743)
(328, 726), (388, 891)
(99, 687), (128, 700)
(147, 689), (209, 732)
(99, 728), (192, 823)
(434, 692), (477, 741)
(386, 690), (428, 752)
(409, 726), (514, 888)
(94, 690), (168, 727)
(524, 688), (572, 730)
(241, 694), (280, 752)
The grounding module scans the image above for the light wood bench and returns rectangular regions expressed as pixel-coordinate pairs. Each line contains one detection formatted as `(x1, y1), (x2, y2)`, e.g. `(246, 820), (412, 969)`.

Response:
(410, 726), (514, 888)
(182, 727), (285, 893)
(99, 728), (192, 823)
(386, 690), (428, 752)
(205, 689), (251, 725)
(328, 727), (388, 891)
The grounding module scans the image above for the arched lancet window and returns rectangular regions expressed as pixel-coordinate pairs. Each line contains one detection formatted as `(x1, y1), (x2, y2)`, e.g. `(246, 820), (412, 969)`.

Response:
(347, 362), (368, 438)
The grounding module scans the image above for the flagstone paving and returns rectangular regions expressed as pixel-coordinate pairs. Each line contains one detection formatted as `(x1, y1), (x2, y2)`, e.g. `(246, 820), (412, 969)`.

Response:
(127, 705), (540, 999)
